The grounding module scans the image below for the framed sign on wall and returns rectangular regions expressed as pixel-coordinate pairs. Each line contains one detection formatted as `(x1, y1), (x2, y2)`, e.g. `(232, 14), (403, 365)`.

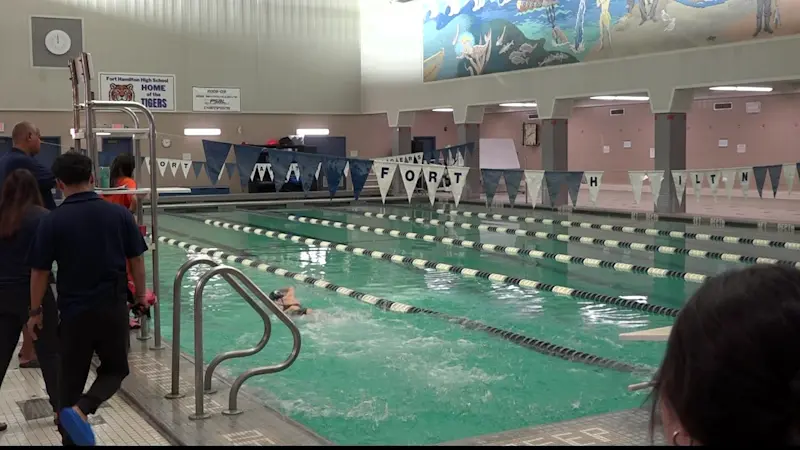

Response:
(522, 122), (538, 147)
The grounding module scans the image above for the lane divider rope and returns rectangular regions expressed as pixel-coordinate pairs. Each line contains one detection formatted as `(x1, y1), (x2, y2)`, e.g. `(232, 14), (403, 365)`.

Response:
(158, 234), (646, 373)
(437, 208), (800, 251)
(200, 217), (679, 317)
(352, 211), (708, 284)
(349, 211), (800, 268)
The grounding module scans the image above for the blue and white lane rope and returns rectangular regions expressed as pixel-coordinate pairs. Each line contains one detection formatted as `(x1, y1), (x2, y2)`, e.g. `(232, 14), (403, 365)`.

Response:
(438, 208), (800, 251)
(296, 212), (708, 285)
(354, 211), (800, 268)
(158, 235), (645, 373)
(202, 218), (679, 317)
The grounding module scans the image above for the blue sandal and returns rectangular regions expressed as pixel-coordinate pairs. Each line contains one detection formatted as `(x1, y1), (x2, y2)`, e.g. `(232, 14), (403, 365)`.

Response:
(59, 408), (95, 446)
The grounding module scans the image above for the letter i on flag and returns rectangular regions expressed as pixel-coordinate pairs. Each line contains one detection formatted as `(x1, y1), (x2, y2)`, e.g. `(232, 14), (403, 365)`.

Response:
(672, 171), (687, 206)
(583, 171), (603, 205)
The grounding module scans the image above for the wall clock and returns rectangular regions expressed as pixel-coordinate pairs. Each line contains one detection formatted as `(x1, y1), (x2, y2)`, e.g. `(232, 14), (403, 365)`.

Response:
(44, 29), (71, 55)
(523, 122), (539, 147)
(161, 138), (172, 148)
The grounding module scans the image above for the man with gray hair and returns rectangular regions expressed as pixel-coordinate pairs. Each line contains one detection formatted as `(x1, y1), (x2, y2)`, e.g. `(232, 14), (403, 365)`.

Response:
(0, 122), (57, 210)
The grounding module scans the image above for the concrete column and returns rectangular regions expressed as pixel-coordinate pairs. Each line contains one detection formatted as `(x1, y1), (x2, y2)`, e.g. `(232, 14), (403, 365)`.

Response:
(649, 88), (692, 214)
(453, 105), (484, 200)
(537, 98), (573, 207)
(387, 111), (415, 195)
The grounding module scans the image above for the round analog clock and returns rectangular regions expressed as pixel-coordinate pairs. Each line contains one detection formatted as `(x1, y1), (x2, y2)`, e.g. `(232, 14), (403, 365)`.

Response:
(161, 138), (172, 148)
(44, 29), (72, 55)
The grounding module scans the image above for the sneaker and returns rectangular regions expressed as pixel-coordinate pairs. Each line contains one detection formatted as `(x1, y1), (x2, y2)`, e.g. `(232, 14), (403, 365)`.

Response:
(0, 422), (7, 432)
(59, 408), (95, 446)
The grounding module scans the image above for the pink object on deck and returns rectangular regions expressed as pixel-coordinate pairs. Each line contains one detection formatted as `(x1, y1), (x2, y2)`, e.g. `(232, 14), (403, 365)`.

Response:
(139, 225), (147, 236)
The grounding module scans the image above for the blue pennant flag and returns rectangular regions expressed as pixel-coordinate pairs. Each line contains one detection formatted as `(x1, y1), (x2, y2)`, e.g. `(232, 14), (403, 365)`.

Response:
(566, 171), (584, 206)
(293, 152), (323, 194)
(423, 147), (436, 163)
(268, 150), (295, 193)
(139, 156), (146, 169)
(225, 163), (236, 180)
(233, 145), (264, 187)
(202, 140), (232, 185)
(464, 142), (475, 154)
(481, 169), (503, 205)
(192, 161), (205, 179)
(325, 158), (348, 197)
(753, 165), (768, 199)
(766, 164), (782, 198)
(544, 171), (567, 206)
(503, 170), (524, 206)
(348, 159), (374, 200)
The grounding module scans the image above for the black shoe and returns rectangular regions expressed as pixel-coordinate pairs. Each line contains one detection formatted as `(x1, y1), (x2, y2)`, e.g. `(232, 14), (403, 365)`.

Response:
(0, 422), (7, 432)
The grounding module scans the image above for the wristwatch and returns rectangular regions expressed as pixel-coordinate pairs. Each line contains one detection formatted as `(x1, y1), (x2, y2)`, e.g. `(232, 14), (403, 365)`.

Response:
(29, 306), (43, 317)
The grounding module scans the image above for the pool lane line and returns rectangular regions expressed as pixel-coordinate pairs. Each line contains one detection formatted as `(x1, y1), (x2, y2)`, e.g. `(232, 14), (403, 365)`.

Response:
(435, 208), (800, 251)
(297, 210), (710, 286)
(157, 234), (646, 374)
(347, 209), (800, 269)
(195, 216), (679, 317)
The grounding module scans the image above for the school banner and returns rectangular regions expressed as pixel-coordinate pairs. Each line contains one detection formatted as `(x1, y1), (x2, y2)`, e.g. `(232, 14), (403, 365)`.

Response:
(99, 73), (176, 111)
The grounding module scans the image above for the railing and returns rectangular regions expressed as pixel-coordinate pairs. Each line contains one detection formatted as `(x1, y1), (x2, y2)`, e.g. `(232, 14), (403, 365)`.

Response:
(165, 257), (302, 419)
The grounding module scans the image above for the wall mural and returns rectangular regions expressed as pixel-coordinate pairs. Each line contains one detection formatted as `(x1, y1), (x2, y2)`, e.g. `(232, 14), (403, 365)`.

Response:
(422, 0), (795, 82)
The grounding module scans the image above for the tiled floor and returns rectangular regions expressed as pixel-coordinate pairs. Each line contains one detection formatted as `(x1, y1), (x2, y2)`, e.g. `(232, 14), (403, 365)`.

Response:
(0, 341), (171, 446)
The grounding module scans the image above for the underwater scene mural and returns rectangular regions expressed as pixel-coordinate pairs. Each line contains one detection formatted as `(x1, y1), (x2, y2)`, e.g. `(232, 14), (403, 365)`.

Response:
(422, 0), (799, 81)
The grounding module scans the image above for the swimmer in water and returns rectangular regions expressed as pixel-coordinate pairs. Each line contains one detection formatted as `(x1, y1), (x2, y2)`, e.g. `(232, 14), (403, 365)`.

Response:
(268, 287), (312, 316)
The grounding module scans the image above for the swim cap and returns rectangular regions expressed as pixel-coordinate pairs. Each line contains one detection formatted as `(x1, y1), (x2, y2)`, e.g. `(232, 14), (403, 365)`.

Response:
(268, 290), (285, 301)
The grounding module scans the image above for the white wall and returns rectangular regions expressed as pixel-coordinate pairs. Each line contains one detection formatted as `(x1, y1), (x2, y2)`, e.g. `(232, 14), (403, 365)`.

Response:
(0, 0), (362, 114)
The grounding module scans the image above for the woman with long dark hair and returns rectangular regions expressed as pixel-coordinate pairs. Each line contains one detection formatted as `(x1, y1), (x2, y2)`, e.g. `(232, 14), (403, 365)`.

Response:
(0, 169), (60, 433)
(106, 153), (137, 214)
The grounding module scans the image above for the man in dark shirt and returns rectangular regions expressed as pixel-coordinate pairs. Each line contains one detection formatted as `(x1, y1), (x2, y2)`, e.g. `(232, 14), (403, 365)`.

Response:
(26, 152), (149, 446)
(0, 122), (57, 210)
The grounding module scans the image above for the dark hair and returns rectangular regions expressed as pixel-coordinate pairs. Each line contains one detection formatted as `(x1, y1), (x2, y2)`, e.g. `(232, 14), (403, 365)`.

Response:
(650, 265), (800, 445)
(53, 152), (93, 186)
(109, 153), (135, 187)
(0, 169), (44, 238)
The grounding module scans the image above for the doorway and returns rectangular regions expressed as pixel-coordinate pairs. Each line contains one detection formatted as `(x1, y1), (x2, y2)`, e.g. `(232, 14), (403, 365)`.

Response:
(413, 136), (437, 162)
(100, 137), (133, 167)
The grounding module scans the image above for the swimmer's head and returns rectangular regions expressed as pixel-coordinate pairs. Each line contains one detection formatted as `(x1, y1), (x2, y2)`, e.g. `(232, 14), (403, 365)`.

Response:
(268, 288), (290, 302)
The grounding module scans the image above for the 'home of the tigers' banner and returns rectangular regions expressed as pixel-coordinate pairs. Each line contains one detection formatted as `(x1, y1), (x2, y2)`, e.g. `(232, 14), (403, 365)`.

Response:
(98, 73), (176, 111)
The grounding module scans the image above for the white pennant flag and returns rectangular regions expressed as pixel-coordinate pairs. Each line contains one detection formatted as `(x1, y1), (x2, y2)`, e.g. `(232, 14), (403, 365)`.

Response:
(180, 160), (191, 178)
(315, 162), (322, 180)
(739, 168), (752, 198)
(372, 161), (397, 204)
(583, 171), (603, 205)
(266, 163), (274, 181)
(255, 163), (267, 181)
(157, 158), (169, 177)
(672, 171), (688, 206)
(217, 164), (225, 181)
(721, 170), (736, 200)
(143, 157), (151, 175)
(169, 159), (180, 177)
(628, 171), (646, 205)
(398, 163), (421, 203)
(286, 163), (299, 181)
(250, 164), (258, 181)
(784, 163), (796, 196)
(343, 161), (350, 179)
(447, 166), (470, 208)
(422, 164), (446, 205)
(415, 154), (423, 164)
(647, 171), (664, 206)
(689, 171), (704, 202)
(524, 170), (545, 204)
(705, 170), (722, 200)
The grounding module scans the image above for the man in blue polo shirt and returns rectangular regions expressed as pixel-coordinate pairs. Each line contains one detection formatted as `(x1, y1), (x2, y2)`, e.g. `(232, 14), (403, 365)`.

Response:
(0, 122), (56, 210)
(26, 152), (149, 446)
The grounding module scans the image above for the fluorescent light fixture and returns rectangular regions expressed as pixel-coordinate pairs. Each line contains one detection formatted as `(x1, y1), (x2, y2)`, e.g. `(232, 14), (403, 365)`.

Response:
(432, 108), (454, 112)
(590, 95), (650, 101)
(296, 128), (330, 136)
(96, 132), (111, 136)
(709, 86), (773, 93)
(499, 102), (538, 108)
(183, 128), (222, 136)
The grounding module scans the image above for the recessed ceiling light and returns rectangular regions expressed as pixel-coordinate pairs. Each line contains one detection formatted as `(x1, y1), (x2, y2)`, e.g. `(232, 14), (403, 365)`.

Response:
(296, 128), (330, 136)
(432, 108), (454, 112)
(709, 86), (773, 93)
(499, 102), (538, 108)
(590, 95), (650, 102)
(184, 128), (222, 136)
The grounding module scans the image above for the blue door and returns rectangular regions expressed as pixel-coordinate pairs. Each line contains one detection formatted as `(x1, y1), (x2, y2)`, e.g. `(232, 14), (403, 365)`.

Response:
(304, 136), (348, 191)
(414, 136), (437, 163)
(100, 137), (133, 167)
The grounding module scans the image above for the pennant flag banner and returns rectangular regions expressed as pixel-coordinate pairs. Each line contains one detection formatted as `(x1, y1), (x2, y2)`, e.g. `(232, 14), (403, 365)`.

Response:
(448, 166), (470, 208)
(503, 170), (524, 206)
(672, 171), (687, 206)
(233, 144), (264, 188)
(705, 170), (721, 200)
(325, 158), (349, 197)
(739, 168), (752, 198)
(524, 170), (545, 205)
(647, 171), (664, 206)
(373, 161), (398, 203)
(628, 171), (646, 205)
(294, 153), (324, 194)
(689, 171), (704, 202)
(169, 159), (180, 177)
(157, 158), (169, 177)
(753, 165), (768, 199)
(481, 169), (504, 205)
(398, 163), (422, 203)
(565, 171), (583, 207)
(225, 163), (236, 180)
(722, 170), (736, 200)
(269, 150), (295, 193)
(144, 157), (151, 175)
(766, 164), (782, 198)
(202, 140), (232, 186)
(348, 159), (374, 200)
(544, 172), (567, 206)
(180, 160), (192, 178)
(422, 165), (446, 205)
(784, 163), (796, 196)
(584, 171), (604, 205)
(192, 161), (204, 179)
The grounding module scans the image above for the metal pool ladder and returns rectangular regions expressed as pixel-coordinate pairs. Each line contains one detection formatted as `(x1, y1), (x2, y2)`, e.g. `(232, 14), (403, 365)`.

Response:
(165, 256), (302, 420)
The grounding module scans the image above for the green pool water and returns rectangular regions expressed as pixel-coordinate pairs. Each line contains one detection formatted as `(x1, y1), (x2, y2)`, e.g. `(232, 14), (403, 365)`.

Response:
(143, 205), (724, 445)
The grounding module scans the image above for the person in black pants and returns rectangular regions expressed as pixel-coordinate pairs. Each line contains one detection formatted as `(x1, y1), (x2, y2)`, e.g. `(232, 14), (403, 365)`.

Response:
(26, 153), (149, 446)
(0, 169), (60, 433)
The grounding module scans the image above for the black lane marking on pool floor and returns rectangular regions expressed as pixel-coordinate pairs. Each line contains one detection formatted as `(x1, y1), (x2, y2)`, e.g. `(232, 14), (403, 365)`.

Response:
(157, 234), (648, 374)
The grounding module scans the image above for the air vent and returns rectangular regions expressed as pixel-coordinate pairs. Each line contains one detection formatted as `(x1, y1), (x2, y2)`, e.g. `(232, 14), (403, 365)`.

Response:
(527, 113), (539, 120)
(713, 102), (733, 111)
(609, 108), (625, 116)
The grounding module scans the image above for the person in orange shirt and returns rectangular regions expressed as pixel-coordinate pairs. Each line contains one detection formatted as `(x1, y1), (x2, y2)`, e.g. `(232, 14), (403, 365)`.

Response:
(106, 154), (137, 215)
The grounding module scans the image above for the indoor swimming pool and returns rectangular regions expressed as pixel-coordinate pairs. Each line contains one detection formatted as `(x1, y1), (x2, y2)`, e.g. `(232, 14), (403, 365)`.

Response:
(145, 203), (800, 445)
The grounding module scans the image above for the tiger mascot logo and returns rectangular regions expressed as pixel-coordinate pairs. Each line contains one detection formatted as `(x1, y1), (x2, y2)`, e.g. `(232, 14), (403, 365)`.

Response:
(108, 83), (135, 102)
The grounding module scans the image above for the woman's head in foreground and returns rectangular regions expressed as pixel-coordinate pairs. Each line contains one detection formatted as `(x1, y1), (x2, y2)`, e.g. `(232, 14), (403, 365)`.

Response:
(652, 264), (800, 445)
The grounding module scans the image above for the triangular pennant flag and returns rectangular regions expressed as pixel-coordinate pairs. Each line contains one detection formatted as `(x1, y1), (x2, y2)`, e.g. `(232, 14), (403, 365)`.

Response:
(256, 163), (268, 181)
(739, 168), (752, 198)
(139, 156), (146, 171)
(447, 166), (469, 208)
(503, 170), (524, 206)
(157, 158), (169, 177)
(348, 159), (373, 200)
(422, 164), (446, 205)
(628, 171), (646, 205)
(325, 158), (348, 197)
(233, 145), (264, 188)
(192, 161), (204, 179)
(565, 171), (583, 207)
(144, 157), (151, 175)
(647, 171), (664, 206)
(294, 153), (324, 194)
(544, 172), (567, 206)
(250, 164), (258, 181)
(524, 170), (545, 205)
(481, 169), (503, 205)
(766, 164), (782, 198)
(784, 163), (796, 196)
(180, 160), (191, 178)
(704, 170), (721, 200)
(583, 171), (603, 205)
(722, 170), (736, 200)
(315, 162), (322, 180)
(752, 165), (768, 199)
(373, 161), (398, 204)
(672, 171), (687, 206)
(202, 140), (232, 186)
(266, 163), (274, 181)
(689, 171), (705, 202)
(169, 159), (180, 177)
(342, 161), (350, 179)
(268, 150), (294, 192)
(398, 163), (421, 203)
(225, 162), (236, 180)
